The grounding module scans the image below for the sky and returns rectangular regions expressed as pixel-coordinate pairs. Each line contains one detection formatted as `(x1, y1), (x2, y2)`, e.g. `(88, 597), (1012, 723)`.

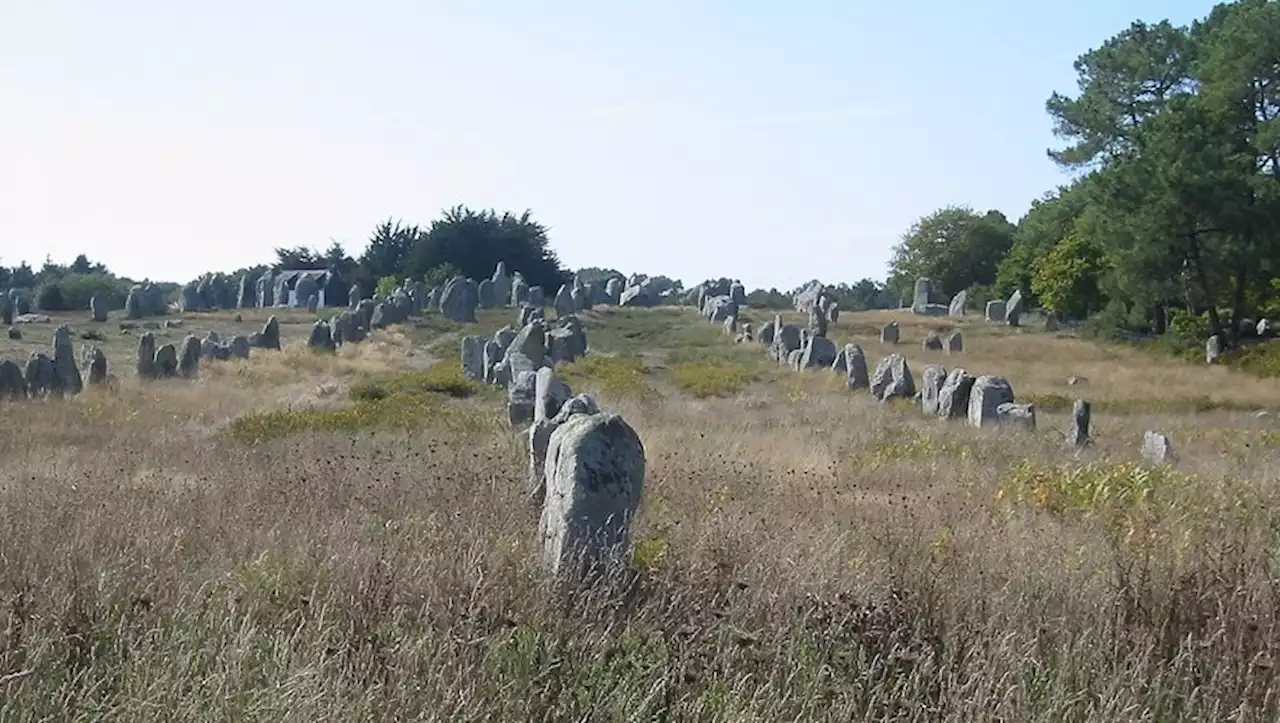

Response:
(2, 0), (1216, 291)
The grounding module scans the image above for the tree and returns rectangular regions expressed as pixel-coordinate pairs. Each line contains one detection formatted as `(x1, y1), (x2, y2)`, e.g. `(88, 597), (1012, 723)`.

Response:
(274, 246), (327, 270)
(887, 206), (1015, 301)
(1030, 232), (1109, 319)
(359, 219), (422, 285)
(405, 206), (566, 292)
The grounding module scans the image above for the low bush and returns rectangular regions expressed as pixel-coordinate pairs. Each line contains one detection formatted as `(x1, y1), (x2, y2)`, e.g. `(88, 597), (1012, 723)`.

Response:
(671, 359), (754, 398)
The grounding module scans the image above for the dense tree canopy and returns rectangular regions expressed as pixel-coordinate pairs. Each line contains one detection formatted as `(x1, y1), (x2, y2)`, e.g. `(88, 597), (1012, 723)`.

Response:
(887, 206), (1015, 303)
(891, 0), (1279, 344)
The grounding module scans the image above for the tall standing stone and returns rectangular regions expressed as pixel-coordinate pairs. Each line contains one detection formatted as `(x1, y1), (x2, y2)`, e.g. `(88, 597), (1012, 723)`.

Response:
(136, 332), (157, 378)
(880, 322), (900, 344)
(295, 276), (320, 310)
(153, 344), (178, 378)
(920, 364), (947, 416)
(554, 285), (575, 317)
(985, 300), (1006, 323)
(936, 368), (975, 419)
(1068, 399), (1090, 450)
(0, 359), (27, 400)
(440, 278), (479, 323)
(948, 290), (967, 317)
(922, 331), (943, 351)
(945, 331), (963, 353)
(236, 274), (255, 308)
(1206, 335), (1222, 364)
(307, 320), (334, 351)
(257, 273), (275, 308)
(1005, 290), (1025, 327)
(461, 336), (485, 381)
(90, 294), (108, 322)
(538, 410), (646, 579)
(832, 343), (870, 390)
(870, 354), (915, 402)
(511, 274), (530, 306)
(478, 279), (497, 309)
(52, 325), (82, 395)
(911, 278), (932, 314)
(491, 262), (511, 308)
(177, 335), (201, 378)
(81, 345), (108, 386)
(1141, 431), (1174, 465)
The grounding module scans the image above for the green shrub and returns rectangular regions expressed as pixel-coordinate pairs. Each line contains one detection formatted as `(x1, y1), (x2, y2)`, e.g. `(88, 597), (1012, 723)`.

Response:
(35, 283), (66, 311)
(349, 361), (480, 401)
(1218, 342), (1280, 379)
(671, 359), (754, 398)
(998, 460), (1193, 518)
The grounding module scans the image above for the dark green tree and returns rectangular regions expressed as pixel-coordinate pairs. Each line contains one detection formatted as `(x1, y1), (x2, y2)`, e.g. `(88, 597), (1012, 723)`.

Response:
(887, 206), (1015, 301)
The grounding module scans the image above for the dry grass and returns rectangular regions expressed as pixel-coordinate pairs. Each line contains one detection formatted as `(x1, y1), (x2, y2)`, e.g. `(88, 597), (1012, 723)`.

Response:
(1, 305), (1279, 720)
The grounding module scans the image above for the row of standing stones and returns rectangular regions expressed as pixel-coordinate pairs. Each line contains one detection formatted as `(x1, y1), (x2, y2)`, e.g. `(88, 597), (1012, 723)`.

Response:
(702, 280), (1179, 466)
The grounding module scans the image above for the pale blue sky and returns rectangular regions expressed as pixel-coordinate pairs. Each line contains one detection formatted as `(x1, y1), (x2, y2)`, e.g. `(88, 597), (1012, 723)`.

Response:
(3, 0), (1212, 289)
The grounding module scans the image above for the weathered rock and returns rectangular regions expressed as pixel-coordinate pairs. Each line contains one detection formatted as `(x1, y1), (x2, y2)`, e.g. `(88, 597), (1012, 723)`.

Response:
(985, 300), (1006, 323)
(771, 323), (802, 364)
(6, 327), (18, 340)
(90, 294), (108, 322)
(511, 275), (531, 306)
(24, 353), (58, 397)
(870, 354), (915, 402)
(228, 335), (251, 359)
(528, 286), (545, 308)
(272, 275), (291, 307)
(880, 322), (899, 344)
(996, 402), (1036, 430)
(348, 284), (363, 310)
(547, 316), (588, 365)
(136, 332), (157, 378)
(1005, 290), (1025, 326)
(922, 331), (943, 351)
(76, 344), (105, 387)
(180, 282), (201, 312)
(0, 358), (26, 400)
(153, 344), (178, 378)
(0, 297), (12, 326)
(1068, 399), (1090, 450)
(440, 277), (479, 322)
(52, 325), (82, 395)
(236, 274), (255, 308)
(553, 284), (575, 317)
(507, 370), (537, 426)
(807, 305), (828, 338)
(483, 340), (505, 385)
(177, 335), (201, 377)
(945, 331), (963, 353)
(948, 290), (967, 317)
(526, 393), (599, 504)
(295, 276), (320, 309)
(505, 320), (547, 375)
(793, 281), (827, 314)
(1259, 318), (1274, 337)
(478, 278), (497, 309)
(491, 262), (511, 308)
(538, 409), (646, 578)
(911, 278), (932, 314)
(920, 364), (947, 416)
(729, 281), (746, 307)
(306, 294), (319, 314)
(535, 367), (573, 424)
(307, 320), (334, 351)
(936, 368), (975, 419)
(832, 344), (869, 389)
(1141, 431), (1174, 465)
(967, 375), (1014, 428)
(758, 319), (776, 347)
(800, 336), (837, 369)
(493, 326), (518, 351)
(603, 277), (623, 305)
(619, 282), (658, 308)
(12, 292), (30, 316)
(1206, 335), (1222, 364)
(256, 316), (281, 350)
(461, 336), (485, 381)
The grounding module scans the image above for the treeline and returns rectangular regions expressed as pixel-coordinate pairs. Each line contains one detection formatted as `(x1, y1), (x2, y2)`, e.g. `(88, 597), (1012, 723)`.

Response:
(888, 0), (1279, 348)
(0, 255), (156, 312)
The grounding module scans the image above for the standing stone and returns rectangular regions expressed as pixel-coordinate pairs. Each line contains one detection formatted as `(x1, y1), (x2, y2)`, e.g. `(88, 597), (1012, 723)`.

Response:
(228, 336), (251, 359)
(832, 344), (870, 390)
(461, 336), (485, 381)
(491, 262), (511, 308)
(348, 284), (363, 310)
(236, 274), (255, 308)
(604, 277), (623, 305)
(13, 292), (30, 316)
(553, 285), (575, 317)
(1005, 290), (1025, 327)
(1259, 319), (1274, 337)
(153, 344), (178, 378)
(306, 294), (319, 314)
(90, 294), (108, 322)
(800, 336), (837, 369)
(261, 316), (281, 350)
(136, 332), (157, 378)
(257, 273), (275, 308)
(985, 300), (1006, 323)
(507, 370), (538, 426)
(481, 340), (505, 385)
(936, 368), (975, 419)
(535, 367), (573, 423)
(770, 323), (802, 364)
(478, 279), (497, 309)
(967, 375), (1015, 428)
(505, 320), (547, 376)
(177, 335), (201, 378)
(180, 283), (201, 313)
(273, 276), (291, 307)
(1206, 335), (1222, 364)
(511, 275), (531, 306)
(945, 331), (963, 353)
(808, 305), (828, 338)
(826, 301), (840, 325)
(729, 281), (746, 306)
(295, 276), (320, 309)
(1141, 431), (1174, 465)
(538, 409), (646, 578)
(922, 331), (943, 351)
(307, 320), (334, 351)
(24, 353), (58, 397)
(52, 325), (82, 395)
(911, 278), (932, 314)
(0, 359), (27, 400)
(441, 278), (479, 323)
(527, 393), (598, 504)
(880, 322), (900, 344)
(870, 354), (915, 402)
(758, 319), (776, 347)
(529, 286), (546, 308)
(948, 290), (967, 318)
(123, 290), (141, 319)
(920, 364), (947, 416)
(1068, 399), (1090, 450)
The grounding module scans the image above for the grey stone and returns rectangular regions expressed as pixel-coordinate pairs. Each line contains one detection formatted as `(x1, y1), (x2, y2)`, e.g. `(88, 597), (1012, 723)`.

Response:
(478, 278), (497, 309)
(80, 345), (108, 386)
(507, 370), (537, 426)
(922, 331), (943, 351)
(177, 334), (201, 377)
(911, 278), (931, 314)
(52, 325), (82, 395)
(24, 353), (58, 397)
(228, 336), (251, 359)
(6, 327), (18, 340)
(936, 368), (975, 419)
(985, 300), (1006, 323)
(948, 290), (967, 317)
(257, 316), (281, 350)
(153, 344), (178, 378)
(967, 375), (1015, 428)
(800, 336), (837, 369)
(920, 364), (947, 416)
(461, 336), (485, 381)
(527, 392), (599, 505)
(307, 320), (334, 351)
(538, 409), (646, 578)
(996, 402), (1036, 430)
(832, 343), (870, 390)
(440, 277), (479, 323)
(945, 331), (963, 353)
(1206, 335), (1222, 364)
(1068, 399), (1090, 450)
(1141, 431), (1174, 465)
(880, 322), (899, 344)
(771, 323), (802, 364)
(136, 332), (157, 378)
(483, 340), (505, 385)
(0, 359), (27, 400)
(90, 294), (108, 322)
(870, 354), (915, 402)
(505, 320), (547, 375)
(1005, 290), (1025, 326)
